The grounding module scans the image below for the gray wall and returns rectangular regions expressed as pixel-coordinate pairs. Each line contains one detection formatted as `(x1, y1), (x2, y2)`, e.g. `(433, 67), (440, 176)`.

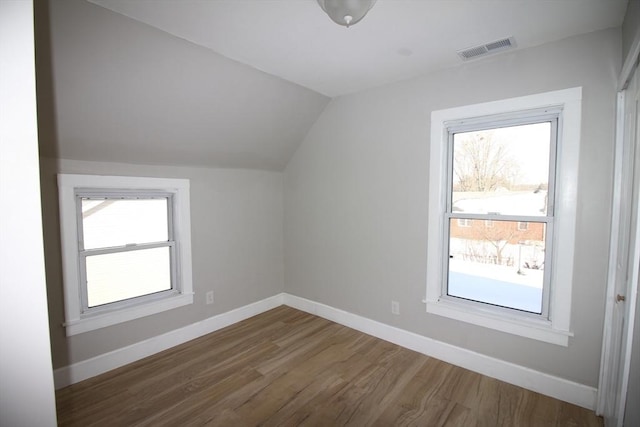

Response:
(36, 0), (300, 369)
(284, 28), (621, 387)
(39, 0), (328, 171)
(622, 0), (639, 63)
(41, 158), (284, 368)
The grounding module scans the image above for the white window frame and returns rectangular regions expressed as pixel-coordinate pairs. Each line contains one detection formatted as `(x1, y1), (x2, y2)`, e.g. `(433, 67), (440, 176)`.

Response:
(446, 112), (558, 317)
(58, 174), (194, 336)
(426, 87), (582, 346)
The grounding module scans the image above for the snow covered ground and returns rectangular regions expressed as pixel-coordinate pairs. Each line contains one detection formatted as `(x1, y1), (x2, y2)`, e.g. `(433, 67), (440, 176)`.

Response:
(448, 258), (543, 313)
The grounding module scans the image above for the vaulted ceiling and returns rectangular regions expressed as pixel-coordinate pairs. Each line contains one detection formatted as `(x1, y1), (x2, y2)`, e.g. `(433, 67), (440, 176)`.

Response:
(39, 0), (628, 171)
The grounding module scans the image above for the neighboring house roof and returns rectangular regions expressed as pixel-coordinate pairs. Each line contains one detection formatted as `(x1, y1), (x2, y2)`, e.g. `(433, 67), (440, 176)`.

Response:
(452, 191), (547, 216)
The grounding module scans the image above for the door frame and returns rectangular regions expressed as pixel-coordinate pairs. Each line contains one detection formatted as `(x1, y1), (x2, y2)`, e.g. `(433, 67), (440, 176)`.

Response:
(596, 31), (640, 425)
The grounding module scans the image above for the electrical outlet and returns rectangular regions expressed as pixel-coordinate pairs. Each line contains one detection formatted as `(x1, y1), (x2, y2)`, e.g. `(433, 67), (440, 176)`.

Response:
(391, 300), (400, 315)
(206, 291), (214, 305)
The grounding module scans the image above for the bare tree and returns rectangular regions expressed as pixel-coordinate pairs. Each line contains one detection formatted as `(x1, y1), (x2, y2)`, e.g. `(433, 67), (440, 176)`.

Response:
(453, 131), (520, 192)
(477, 224), (521, 265)
(453, 130), (524, 265)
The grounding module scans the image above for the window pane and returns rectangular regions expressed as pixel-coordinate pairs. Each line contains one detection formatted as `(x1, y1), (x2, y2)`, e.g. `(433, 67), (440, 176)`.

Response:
(448, 219), (546, 313)
(81, 198), (168, 249)
(86, 247), (171, 307)
(452, 122), (551, 217)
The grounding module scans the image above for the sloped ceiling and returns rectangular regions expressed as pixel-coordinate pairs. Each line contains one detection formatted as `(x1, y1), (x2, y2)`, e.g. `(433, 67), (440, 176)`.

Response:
(40, 0), (627, 171)
(41, 0), (330, 171)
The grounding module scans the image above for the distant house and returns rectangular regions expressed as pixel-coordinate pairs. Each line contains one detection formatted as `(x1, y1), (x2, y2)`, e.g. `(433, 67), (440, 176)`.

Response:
(449, 191), (547, 267)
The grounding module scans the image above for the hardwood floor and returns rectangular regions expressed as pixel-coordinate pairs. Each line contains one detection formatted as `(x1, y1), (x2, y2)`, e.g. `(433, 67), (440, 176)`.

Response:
(56, 306), (602, 426)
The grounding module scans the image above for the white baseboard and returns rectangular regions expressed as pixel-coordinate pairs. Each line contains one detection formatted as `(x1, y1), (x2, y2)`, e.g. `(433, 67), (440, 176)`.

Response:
(282, 294), (597, 411)
(53, 294), (284, 389)
(54, 292), (597, 411)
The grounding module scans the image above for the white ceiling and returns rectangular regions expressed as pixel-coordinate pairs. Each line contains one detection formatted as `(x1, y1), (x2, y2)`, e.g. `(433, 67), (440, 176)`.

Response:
(88, 0), (627, 97)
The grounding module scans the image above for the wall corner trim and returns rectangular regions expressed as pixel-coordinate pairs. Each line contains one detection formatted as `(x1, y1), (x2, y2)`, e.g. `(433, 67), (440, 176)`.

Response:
(53, 292), (596, 411)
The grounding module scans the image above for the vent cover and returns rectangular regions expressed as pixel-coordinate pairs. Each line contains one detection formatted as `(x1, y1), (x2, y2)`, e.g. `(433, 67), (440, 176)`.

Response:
(457, 37), (516, 60)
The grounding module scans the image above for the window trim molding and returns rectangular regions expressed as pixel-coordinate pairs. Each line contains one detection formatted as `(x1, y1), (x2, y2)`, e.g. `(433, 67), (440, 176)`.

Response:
(58, 174), (194, 336)
(426, 87), (582, 346)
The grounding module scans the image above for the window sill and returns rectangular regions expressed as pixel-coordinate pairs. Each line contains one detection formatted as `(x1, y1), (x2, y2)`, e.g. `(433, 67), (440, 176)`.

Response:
(64, 292), (194, 336)
(425, 298), (572, 346)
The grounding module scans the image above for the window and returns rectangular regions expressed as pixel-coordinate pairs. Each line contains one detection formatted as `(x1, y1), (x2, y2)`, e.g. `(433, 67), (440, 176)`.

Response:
(448, 120), (554, 315)
(426, 88), (582, 346)
(457, 218), (472, 227)
(58, 174), (193, 336)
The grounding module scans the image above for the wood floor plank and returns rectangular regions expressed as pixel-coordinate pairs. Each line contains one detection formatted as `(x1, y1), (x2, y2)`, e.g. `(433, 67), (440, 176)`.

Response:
(557, 402), (604, 427)
(55, 307), (603, 426)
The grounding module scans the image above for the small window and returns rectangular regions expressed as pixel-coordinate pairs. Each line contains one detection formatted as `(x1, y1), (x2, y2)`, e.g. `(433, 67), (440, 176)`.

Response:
(457, 218), (472, 227)
(58, 175), (194, 336)
(427, 87), (582, 346)
(79, 194), (174, 310)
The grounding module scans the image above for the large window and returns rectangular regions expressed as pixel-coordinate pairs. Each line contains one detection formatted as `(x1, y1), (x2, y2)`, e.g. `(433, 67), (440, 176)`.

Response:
(427, 88), (582, 346)
(447, 119), (555, 315)
(58, 175), (193, 336)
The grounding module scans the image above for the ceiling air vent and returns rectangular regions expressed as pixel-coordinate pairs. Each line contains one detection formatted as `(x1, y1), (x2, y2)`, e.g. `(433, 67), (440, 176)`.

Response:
(457, 37), (516, 61)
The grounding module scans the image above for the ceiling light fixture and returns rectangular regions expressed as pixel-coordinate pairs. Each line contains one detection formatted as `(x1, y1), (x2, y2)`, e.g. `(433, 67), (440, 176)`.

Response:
(316, 0), (377, 28)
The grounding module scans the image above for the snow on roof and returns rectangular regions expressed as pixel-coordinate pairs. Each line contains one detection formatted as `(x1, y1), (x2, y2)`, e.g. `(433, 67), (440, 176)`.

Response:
(452, 191), (547, 216)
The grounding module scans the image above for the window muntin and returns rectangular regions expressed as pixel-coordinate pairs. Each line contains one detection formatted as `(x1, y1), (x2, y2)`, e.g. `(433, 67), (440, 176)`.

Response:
(443, 119), (556, 315)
